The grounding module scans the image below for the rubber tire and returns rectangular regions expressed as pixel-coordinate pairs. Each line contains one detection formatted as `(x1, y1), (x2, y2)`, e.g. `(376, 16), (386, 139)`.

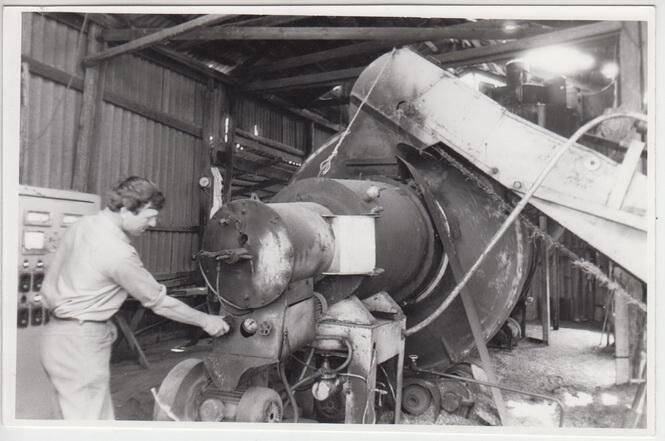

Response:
(235, 387), (283, 423)
(153, 358), (208, 421)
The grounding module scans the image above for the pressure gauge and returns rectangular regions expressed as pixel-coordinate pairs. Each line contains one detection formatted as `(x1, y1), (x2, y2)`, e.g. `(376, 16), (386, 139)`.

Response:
(198, 176), (212, 189)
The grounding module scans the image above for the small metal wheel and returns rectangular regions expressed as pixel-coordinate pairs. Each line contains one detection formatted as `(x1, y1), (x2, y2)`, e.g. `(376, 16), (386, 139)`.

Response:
(235, 387), (283, 423)
(401, 378), (441, 416)
(153, 358), (210, 421)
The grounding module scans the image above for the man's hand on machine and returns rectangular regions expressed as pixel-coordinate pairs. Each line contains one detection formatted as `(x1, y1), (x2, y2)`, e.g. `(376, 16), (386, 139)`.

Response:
(202, 315), (230, 337)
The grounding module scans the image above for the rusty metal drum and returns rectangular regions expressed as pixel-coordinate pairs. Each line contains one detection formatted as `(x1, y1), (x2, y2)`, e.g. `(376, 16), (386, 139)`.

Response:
(201, 200), (334, 309)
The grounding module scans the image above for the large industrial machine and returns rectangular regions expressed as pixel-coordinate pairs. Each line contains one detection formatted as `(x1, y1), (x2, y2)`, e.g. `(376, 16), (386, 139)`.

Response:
(153, 49), (646, 424)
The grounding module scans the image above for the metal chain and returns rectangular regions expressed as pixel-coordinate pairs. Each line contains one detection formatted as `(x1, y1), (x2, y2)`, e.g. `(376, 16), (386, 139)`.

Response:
(429, 145), (646, 313)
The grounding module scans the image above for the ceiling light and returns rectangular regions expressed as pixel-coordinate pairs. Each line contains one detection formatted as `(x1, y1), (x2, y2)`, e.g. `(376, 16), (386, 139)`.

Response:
(601, 62), (619, 80)
(523, 45), (595, 77)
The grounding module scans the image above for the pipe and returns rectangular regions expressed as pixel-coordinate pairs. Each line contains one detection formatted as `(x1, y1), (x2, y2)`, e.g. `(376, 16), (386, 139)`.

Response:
(405, 112), (647, 336)
(288, 336), (353, 391)
(297, 347), (316, 382)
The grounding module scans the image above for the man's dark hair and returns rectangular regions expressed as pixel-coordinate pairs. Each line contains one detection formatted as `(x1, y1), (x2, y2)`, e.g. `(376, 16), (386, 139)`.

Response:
(107, 176), (165, 213)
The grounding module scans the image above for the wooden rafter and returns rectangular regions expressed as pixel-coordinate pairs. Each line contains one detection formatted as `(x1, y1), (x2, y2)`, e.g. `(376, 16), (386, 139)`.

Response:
(251, 40), (402, 75)
(232, 178), (283, 197)
(432, 21), (622, 68)
(83, 14), (236, 66)
(174, 15), (307, 51)
(261, 95), (342, 132)
(101, 22), (557, 42)
(243, 67), (364, 92)
(249, 19), (553, 74)
(233, 157), (291, 182)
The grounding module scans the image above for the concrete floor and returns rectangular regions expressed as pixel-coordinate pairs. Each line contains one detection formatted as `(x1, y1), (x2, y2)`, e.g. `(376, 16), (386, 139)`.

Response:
(110, 321), (643, 427)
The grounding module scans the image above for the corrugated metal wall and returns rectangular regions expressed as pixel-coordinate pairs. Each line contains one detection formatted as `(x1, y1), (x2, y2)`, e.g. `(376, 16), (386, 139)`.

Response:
(312, 123), (337, 150)
(20, 13), (207, 280)
(237, 96), (308, 155)
(20, 13), (317, 283)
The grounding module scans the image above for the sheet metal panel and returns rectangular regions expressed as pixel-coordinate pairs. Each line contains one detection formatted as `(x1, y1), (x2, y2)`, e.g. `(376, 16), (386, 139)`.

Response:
(21, 76), (82, 190)
(92, 103), (202, 274)
(104, 54), (206, 127)
(237, 96), (308, 154)
(312, 123), (337, 150)
(25, 13), (85, 77)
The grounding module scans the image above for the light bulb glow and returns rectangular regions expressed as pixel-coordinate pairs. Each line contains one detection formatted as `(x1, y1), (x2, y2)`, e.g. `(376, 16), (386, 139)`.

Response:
(523, 45), (595, 77)
(601, 62), (619, 79)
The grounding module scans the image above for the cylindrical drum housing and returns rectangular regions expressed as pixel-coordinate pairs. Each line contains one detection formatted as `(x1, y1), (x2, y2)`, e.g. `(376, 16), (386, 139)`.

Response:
(201, 200), (334, 309)
(273, 177), (438, 304)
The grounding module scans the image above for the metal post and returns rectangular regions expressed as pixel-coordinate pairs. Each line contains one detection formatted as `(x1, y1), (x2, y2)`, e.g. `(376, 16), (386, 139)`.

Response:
(460, 291), (509, 425)
(539, 215), (551, 344)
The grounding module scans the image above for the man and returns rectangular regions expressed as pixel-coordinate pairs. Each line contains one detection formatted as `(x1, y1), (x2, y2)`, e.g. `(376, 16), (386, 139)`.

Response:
(40, 176), (229, 420)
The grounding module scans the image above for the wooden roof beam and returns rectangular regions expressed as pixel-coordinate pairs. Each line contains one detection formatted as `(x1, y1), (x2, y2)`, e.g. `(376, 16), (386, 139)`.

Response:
(174, 15), (307, 51)
(250, 20), (552, 74)
(83, 14), (236, 66)
(231, 178), (283, 197)
(101, 22), (557, 42)
(243, 66), (364, 93)
(260, 95), (342, 132)
(432, 20), (622, 68)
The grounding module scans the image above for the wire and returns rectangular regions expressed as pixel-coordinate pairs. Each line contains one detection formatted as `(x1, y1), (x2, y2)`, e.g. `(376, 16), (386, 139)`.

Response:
(378, 364), (396, 403)
(27, 13), (89, 147)
(318, 48), (396, 177)
(150, 387), (180, 421)
(279, 361), (299, 423)
(196, 259), (245, 310)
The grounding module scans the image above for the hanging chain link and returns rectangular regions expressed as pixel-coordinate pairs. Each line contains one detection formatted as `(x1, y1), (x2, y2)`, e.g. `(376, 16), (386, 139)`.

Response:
(429, 145), (646, 313)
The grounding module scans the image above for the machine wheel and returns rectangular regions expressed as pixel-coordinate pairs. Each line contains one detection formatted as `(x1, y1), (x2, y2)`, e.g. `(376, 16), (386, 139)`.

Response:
(153, 358), (210, 421)
(401, 378), (440, 416)
(235, 387), (283, 422)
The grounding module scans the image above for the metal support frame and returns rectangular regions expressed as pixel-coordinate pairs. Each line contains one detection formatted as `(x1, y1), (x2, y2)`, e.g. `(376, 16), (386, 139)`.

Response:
(399, 158), (509, 425)
(315, 293), (405, 424)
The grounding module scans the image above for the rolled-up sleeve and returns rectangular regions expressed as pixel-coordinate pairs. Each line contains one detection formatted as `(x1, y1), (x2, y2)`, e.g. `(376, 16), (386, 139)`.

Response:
(105, 251), (167, 309)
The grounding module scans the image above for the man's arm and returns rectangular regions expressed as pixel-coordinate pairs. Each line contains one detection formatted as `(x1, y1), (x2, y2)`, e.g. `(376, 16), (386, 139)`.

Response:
(150, 293), (229, 337)
(105, 252), (229, 337)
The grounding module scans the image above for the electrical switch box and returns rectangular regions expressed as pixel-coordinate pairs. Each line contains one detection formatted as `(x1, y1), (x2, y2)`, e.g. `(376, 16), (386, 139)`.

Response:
(15, 186), (100, 420)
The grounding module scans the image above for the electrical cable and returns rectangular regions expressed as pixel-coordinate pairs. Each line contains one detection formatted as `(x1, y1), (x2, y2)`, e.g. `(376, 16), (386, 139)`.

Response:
(405, 111), (647, 336)
(196, 259), (245, 310)
(279, 361), (299, 423)
(378, 364), (396, 403)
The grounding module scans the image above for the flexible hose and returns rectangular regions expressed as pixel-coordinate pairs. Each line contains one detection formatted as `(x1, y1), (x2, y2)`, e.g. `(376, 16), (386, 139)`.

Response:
(405, 112), (647, 336)
(279, 361), (299, 423)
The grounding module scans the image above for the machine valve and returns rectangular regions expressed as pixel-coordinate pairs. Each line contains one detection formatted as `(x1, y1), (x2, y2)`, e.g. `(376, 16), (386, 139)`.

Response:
(257, 321), (272, 336)
(241, 318), (258, 336)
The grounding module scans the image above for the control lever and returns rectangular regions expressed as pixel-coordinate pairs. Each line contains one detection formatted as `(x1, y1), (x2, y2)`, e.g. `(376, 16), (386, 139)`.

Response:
(192, 247), (253, 264)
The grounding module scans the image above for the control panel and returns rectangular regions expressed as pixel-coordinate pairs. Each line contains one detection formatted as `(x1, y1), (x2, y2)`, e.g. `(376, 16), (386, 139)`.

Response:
(16, 186), (100, 419)
(17, 186), (100, 329)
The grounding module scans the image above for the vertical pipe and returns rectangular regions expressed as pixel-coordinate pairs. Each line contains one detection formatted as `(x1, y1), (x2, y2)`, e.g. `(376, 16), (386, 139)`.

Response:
(612, 266), (631, 385)
(539, 215), (550, 344)
(552, 239), (560, 331)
